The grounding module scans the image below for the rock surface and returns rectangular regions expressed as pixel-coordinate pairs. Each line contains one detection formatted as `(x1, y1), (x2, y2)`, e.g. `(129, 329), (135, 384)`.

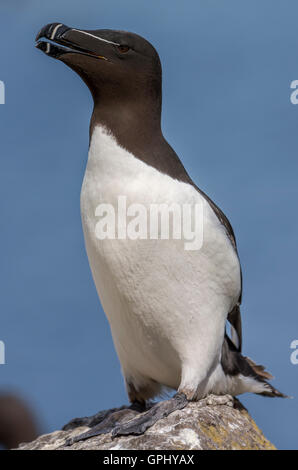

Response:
(18, 397), (275, 450)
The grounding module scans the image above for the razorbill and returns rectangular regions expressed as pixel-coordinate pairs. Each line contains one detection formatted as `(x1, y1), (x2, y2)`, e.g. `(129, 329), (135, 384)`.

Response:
(35, 23), (286, 443)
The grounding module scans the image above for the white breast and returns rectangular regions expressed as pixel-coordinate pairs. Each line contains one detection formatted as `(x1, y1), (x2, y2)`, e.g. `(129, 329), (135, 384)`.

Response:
(80, 125), (241, 395)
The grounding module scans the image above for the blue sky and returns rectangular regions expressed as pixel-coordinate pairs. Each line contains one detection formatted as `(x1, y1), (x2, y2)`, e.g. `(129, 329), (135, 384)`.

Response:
(0, 0), (297, 449)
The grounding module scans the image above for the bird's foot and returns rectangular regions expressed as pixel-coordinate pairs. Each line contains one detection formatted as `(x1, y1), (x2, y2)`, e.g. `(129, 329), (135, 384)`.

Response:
(64, 402), (146, 446)
(111, 392), (188, 438)
(64, 393), (188, 446)
(62, 404), (134, 431)
(206, 394), (234, 407)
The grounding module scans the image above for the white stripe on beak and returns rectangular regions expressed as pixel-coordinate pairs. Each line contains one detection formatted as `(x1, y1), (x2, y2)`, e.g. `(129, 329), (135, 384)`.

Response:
(51, 23), (64, 39)
(71, 29), (120, 46)
(46, 23), (63, 53)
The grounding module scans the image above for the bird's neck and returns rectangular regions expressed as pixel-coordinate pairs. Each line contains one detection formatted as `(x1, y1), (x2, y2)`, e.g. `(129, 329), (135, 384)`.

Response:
(90, 97), (162, 151)
(89, 97), (191, 183)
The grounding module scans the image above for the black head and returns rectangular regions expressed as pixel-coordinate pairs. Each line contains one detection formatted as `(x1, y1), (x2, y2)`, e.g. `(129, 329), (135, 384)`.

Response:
(35, 24), (162, 107)
(35, 24), (190, 187)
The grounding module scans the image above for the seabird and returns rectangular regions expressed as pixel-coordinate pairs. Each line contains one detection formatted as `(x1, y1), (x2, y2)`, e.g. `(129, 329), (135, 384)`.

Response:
(35, 23), (286, 443)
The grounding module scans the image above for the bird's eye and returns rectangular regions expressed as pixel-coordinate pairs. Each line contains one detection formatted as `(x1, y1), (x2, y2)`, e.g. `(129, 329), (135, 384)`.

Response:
(117, 45), (130, 53)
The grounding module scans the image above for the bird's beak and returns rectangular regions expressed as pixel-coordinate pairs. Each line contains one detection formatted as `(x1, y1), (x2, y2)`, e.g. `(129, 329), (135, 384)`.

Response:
(35, 23), (109, 61)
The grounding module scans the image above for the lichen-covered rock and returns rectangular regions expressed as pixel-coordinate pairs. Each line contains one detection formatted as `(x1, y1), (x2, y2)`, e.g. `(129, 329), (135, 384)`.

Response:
(17, 398), (275, 450)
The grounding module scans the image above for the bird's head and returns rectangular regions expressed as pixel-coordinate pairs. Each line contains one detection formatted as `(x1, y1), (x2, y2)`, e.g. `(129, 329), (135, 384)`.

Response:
(35, 24), (162, 106)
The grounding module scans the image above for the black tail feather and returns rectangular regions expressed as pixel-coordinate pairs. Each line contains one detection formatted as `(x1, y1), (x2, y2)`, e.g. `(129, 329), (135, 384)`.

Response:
(221, 335), (287, 398)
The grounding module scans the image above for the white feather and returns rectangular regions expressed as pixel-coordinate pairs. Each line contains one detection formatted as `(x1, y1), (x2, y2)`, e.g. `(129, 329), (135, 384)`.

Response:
(80, 125), (242, 399)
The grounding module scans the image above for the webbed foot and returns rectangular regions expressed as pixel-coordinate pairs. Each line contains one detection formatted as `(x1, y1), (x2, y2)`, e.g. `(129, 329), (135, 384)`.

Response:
(112, 392), (188, 438)
(64, 393), (188, 445)
(64, 402), (145, 446)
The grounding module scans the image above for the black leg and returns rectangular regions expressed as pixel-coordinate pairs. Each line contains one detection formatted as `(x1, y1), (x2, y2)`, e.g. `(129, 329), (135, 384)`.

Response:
(111, 392), (188, 438)
(64, 401), (146, 446)
(62, 406), (127, 431)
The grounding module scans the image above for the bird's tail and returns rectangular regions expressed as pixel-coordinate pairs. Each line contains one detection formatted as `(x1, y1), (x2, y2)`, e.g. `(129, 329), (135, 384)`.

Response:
(221, 335), (288, 398)
(244, 356), (287, 397)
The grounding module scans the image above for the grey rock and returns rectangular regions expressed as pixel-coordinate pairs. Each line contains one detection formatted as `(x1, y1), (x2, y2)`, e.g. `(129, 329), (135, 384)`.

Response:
(17, 397), (276, 450)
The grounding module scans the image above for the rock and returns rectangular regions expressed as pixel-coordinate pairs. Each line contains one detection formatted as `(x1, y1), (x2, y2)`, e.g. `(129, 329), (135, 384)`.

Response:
(17, 397), (275, 450)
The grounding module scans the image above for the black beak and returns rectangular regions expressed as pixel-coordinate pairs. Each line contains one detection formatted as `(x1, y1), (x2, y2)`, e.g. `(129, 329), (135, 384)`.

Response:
(35, 23), (72, 58)
(35, 23), (110, 60)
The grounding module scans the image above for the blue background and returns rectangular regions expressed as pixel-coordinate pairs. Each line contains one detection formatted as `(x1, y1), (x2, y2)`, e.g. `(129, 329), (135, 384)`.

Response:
(0, 0), (297, 450)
